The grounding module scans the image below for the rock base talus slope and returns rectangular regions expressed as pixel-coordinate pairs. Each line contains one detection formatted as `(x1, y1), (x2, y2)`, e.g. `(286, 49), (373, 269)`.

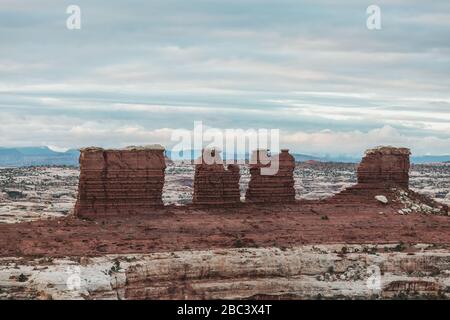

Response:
(74, 146), (166, 218)
(246, 149), (295, 203)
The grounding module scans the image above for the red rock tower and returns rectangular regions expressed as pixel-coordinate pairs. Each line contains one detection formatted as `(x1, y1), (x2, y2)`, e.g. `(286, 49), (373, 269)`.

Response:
(245, 149), (296, 203)
(357, 146), (411, 188)
(193, 149), (241, 206)
(74, 145), (166, 218)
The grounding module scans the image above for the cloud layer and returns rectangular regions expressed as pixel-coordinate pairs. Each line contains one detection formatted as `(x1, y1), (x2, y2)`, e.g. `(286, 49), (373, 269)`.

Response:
(0, 0), (449, 155)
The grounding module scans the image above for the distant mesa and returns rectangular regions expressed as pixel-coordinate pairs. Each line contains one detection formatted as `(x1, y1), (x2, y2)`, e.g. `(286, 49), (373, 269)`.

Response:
(304, 159), (321, 165)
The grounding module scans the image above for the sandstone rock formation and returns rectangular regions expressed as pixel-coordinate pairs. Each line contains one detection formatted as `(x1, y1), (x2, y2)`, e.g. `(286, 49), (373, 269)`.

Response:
(246, 149), (295, 203)
(2, 244), (450, 300)
(330, 146), (413, 204)
(192, 149), (240, 206)
(74, 145), (166, 218)
(358, 146), (411, 188)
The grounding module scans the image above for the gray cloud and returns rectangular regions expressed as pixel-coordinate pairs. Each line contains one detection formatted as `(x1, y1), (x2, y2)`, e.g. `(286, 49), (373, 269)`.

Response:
(0, 0), (449, 155)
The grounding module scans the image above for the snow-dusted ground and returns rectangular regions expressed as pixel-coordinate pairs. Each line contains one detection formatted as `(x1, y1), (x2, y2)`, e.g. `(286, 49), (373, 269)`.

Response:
(410, 164), (450, 206)
(0, 163), (448, 223)
(294, 163), (357, 200)
(2, 244), (450, 300)
(0, 167), (79, 223)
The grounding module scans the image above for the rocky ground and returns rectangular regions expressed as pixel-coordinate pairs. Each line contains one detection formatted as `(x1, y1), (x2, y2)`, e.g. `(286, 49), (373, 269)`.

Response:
(1, 184), (449, 258)
(1, 162), (449, 300)
(1, 162), (448, 223)
(0, 167), (78, 223)
(1, 244), (450, 300)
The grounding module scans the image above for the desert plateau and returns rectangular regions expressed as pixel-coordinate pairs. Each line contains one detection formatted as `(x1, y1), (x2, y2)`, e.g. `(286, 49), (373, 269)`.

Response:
(0, 146), (449, 300)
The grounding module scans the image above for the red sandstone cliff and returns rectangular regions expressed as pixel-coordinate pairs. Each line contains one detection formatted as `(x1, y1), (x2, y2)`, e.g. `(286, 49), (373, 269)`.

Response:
(74, 145), (166, 218)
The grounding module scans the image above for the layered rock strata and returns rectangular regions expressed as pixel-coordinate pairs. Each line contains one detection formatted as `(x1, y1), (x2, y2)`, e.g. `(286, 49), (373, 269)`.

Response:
(330, 146), (412, 204)
(358, 146), (411, 188)
(193, 149), (240, 206)
(2, 244), (449, 300)
(246, 149), (295, 203)
(74, 145), (166, 218)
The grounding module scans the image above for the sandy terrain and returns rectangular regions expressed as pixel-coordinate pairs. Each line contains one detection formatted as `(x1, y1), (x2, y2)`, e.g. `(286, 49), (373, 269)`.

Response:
(0, 193), (449, 258)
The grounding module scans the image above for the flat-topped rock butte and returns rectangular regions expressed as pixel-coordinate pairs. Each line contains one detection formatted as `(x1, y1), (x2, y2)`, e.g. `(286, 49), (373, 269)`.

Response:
(0, 145), (448, 259)
(358, 146), (411, 188)
(74, 145), (166, 218)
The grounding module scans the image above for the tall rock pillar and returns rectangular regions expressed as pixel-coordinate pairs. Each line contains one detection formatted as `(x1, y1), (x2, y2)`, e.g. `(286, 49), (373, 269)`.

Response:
(357, 146), (411, 188)
(245, 149), (296, 203)
(74, 145), (166, 218)
(193, 149), (241, 206)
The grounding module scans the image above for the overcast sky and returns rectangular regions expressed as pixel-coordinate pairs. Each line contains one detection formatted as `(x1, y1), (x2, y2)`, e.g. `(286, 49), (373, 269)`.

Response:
(1, 0), (449, 155)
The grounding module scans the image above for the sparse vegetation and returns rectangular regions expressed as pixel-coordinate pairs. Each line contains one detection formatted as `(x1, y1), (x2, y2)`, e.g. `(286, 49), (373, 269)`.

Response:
(393, 242), (407, 252)
(108, 259), (121, 275)
(17, 273), (28, 282)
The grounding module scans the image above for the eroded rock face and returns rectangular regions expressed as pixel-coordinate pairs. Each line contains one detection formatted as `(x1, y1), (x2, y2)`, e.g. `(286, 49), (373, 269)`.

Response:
(358, 146), (411, 188)
(246, 149), (295, 203)
(74, 146), (166, 218)
(329, 146), (415, 206)
(192, 149), (240, 206)
(2, 244), (449, 300)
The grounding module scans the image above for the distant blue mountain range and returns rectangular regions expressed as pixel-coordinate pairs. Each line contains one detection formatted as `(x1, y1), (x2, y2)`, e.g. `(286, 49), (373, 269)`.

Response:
(0, 147), (79, 167)
(0, 147), (449, 167)
(295, 154), (450, 164)
(411, 155), (450, 164)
